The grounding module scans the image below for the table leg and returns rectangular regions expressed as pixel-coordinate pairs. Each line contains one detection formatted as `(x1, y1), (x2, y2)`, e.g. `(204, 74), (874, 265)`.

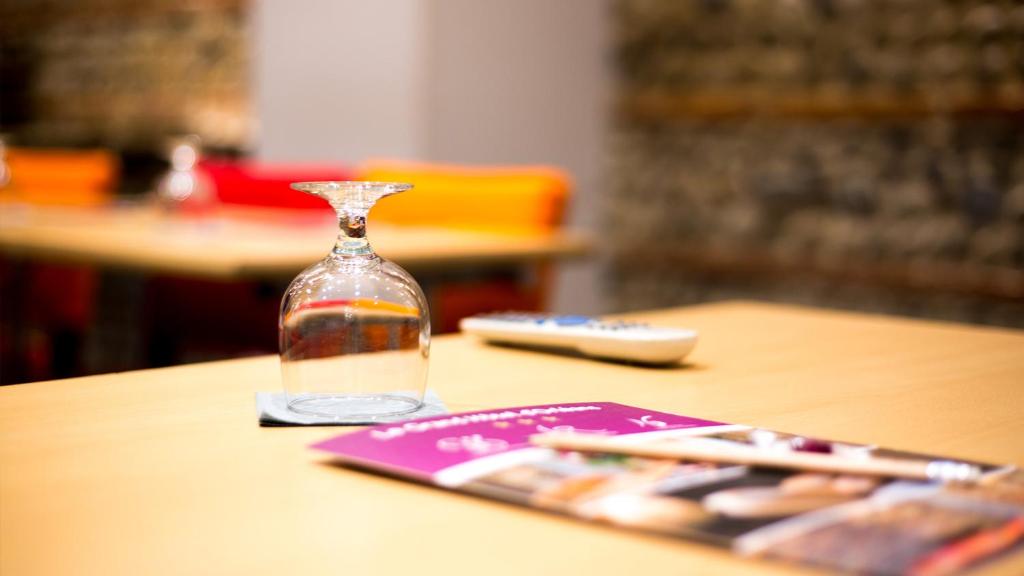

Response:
(0, 258), (31, 384)
(82, 270), (147, 374)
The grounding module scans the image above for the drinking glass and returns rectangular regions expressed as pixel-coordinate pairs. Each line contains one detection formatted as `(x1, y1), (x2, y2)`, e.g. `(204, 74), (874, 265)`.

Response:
(279, 181), (430, 423)
(153, 135), (214, 213)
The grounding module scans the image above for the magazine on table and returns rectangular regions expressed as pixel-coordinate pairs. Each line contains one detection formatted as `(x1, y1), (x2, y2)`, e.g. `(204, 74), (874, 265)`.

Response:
(312, 402), (1024, 576)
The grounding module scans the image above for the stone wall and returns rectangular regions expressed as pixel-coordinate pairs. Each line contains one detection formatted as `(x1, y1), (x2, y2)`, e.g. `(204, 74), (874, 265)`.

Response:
(610, 0), (1024, 326)
(0, 0), (250, 151)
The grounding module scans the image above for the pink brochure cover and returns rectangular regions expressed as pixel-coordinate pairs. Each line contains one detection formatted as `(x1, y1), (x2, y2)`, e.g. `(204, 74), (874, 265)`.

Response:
(311, 402), (724, 483)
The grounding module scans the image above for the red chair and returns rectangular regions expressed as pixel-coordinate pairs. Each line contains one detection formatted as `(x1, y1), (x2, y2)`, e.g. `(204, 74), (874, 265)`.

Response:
(201, 159), (350, 211)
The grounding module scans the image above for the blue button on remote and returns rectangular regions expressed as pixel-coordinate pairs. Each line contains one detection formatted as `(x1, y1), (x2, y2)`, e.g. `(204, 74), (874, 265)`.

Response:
(553, 315), (593, 326)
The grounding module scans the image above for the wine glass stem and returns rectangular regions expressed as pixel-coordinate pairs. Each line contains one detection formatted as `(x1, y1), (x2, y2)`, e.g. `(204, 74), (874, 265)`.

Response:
(333, 209), (373, 257)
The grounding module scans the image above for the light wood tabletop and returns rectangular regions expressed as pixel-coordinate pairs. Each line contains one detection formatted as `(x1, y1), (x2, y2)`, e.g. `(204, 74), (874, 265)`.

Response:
(2, 301), (1023, 575)
(0, 204), (590, 279)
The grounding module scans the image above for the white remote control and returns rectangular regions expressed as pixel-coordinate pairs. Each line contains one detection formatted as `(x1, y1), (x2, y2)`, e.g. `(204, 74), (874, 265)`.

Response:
(459, 312), (698, 364)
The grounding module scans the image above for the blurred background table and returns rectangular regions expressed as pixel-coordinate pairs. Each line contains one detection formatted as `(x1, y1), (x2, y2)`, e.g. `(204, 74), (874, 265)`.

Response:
(0, 202), (590, 382)
(2, 301), (1022, 576)
(0, 203), (590, 279)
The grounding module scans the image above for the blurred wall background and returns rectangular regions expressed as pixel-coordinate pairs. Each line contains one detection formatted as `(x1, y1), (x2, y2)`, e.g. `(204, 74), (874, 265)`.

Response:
(3, 0), (1023, 327)
(0, 0), (250, 149)
(0, 0), (251, 192)
(609, 0), (1024, 327)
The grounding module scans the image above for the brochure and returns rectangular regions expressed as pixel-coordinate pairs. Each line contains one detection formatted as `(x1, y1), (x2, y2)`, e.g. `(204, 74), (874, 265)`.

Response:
(312, 402), (1024, 575)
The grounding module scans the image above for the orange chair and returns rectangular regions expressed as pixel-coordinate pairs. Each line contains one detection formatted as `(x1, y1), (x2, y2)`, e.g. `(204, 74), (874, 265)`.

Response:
(359, 160), (571, 332)
(362, 160), (568, 232)
(200, 159), (353, 211)
(0, 148), (119, 381)
(4, 148), (118, 206)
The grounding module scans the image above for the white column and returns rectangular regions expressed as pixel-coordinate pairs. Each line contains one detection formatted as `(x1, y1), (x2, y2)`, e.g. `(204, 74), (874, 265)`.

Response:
(253, 0), (428, 162)
(423, 0), (610, 313)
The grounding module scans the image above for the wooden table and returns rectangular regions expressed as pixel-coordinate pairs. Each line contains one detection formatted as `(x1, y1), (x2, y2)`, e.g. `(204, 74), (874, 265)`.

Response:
(0, 204), (591, 279)
(2, 301), (1023, 575)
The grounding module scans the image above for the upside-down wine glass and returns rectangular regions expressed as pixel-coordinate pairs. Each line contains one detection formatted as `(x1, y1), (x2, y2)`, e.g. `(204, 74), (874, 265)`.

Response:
(279, 181), (429, 423)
